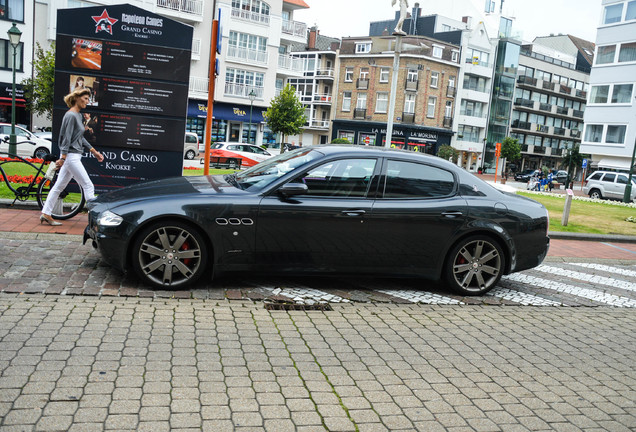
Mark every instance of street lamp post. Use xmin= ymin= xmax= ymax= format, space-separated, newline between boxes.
xmin=623 ymin=136 xmax=636 ymax=203
xmin=248 ymin=89 xmax=256 ymax=144
xmin=7 ymin=23 xmax=22 ymax=157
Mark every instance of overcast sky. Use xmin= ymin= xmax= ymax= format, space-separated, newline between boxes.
xmin=294 ymin=0 xmax=601 ymax=44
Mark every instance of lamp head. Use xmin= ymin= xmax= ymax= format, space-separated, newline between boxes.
xmin=7 ymin=23 xmax=21 ymax=48
xmin=248 ymin=90 xmax=256 ymax=102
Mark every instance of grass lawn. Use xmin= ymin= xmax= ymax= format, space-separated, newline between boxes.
xmin=518 ymin=192 xmax=636 ymax=235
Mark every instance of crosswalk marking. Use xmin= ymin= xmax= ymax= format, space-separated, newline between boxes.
xmin=377 ymin=289 xmax=463 ymax=304
xmin=489 ymin=283 xmax=562 ymax=306
xmin=534 ymin=265 xmax=636 ymax=292
xmin=267 ymin=287 xmax=350 ymax=304
xmin=506 ymin=273 xmax=636 ymax=307
xmin=569 ymin=263 xmax=636 ymax=278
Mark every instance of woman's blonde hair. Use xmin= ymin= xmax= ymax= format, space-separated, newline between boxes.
xmin=64 ymin=88 xmax=91 ymax=108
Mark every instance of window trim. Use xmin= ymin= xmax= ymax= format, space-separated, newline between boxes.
xmin=427 ymin=96 xmax=437 ymax=118
xmin=379 ymin=67 xmax=390 ymax=83
xmin=430 ymin=71 xmax=439 ymax=88
xmin=375 ymin=92 xmax=388 ymax=113
xmin=344 ymin=67 xmax=353 ymax=82
xmin=589 ymin=83 xmax=634 ymax=105
xmin=355 ymin=42 xmax=372 ymax=54
xmin=432 ymin=44 xmax=444 ymax=59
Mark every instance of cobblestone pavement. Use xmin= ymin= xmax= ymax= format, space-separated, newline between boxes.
xmin=0 ymin=235 xmax=635 ymax=308
xmin=0 ymin=296 xmax=635 ymax=431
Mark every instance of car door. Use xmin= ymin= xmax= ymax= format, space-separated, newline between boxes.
xmin=366 ymin=158 xmax=468 ymax=276
xmin=255 ymin=157 xmax=378 ymax=272
xmin=601 ymin=173 xmax=618 ymax=198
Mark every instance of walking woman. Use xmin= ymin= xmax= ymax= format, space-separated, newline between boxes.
xmin=40 ymin=88 xmax=104 ymax=226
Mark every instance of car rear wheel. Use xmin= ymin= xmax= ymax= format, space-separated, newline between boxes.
xmin=589 ymin=189 xmax=603 ymax=200
xmin=34 ymin=147 xmax=50 ymax=159
xmin=132 ymin=221 xmax=208 ymax=289
xmin=185 ymin=149 xmax=196 ymax=160
xmin=444 ymin=235 xmax=505 ymax=295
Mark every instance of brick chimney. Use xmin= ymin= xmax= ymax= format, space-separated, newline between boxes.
xmin=308 ymin=26 xmax=319 ymax=50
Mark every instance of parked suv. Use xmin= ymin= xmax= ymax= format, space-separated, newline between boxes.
xmin=583 ymin=171 xmax=636 ymax=201
xmin=184 ymin=132 xmax=199 ymax=160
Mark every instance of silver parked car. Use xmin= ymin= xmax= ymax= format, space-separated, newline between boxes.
xmin=583 ymin=171 xmax=636 ymax=201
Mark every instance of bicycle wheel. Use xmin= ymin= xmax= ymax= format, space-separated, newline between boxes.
xmin=37 ymin=174 xmax=86 ymax=220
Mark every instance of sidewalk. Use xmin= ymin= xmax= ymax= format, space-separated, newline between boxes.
xmin=1 ymin=205 xmax=635 ymax=260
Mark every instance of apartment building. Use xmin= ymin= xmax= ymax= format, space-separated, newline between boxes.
xmin=285 ymin=27 xmax=340 ymax=146
xmin=510 ymin=36 xmax=592 ymax=171
xmin=331 ymin=35 xmax=459 ymax=153
xmin=33 ymin=0 xmax=310 ymax=147
xmin=582 ymin=0 xmax=636 ymax=172
xmin=1 ymin=0 xmax=34 ymax=128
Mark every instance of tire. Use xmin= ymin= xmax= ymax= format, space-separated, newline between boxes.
xmin=37 ymin=174 xmax=86 ymax=220
xmin=444 ymin=235 xmax=505 ymax=295
xmin=185 ymin=149 xmax=196 ymax=160
xmin=132 ymin=221 xmax=208 ymax=289
xmin=589 ymin=189 xmax=602 ymax=200
xmin=34 ymin=147 xmax=50 ymax=159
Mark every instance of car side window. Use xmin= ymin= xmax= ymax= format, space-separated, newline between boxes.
xmin=296 ymin=158 xmax=376 ymax=198
xmin=228 ymin=145 xmax=240 ymax=151
xmin=383 ymin=160 xmax=455 ymax=199
xmin=251 ymin=147 xmax=267 ymax=155
xmin=589 ymin=172 xmax=603 ymax=181
xmin=617 ymin=174 xmax=628 ymax=185
xmin=602 ymin=173 xmax=616 ymax=183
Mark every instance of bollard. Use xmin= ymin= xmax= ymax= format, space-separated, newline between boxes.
xmin=561 ymin=188 xmax=574 ymax=226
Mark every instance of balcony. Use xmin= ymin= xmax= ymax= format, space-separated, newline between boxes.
xmin=405 ymin=79 xmax=418 ymax=91
xmin=539 ymin=103 xmax=552 ymax=112
xmin=446 ymin=86 xmax=456 ymax=98
xmin=536 ymin=124 xmax=549 ymax=133
xmin=278 ymin=54 xmax=303 ymax=74
xmin=570 ymin=129 xmax=581 ymax=138
xmin=356 ymin=78 xmax=369 ymax=90
xmin=517 ymin=75 xmax=537 ymax=86
xmin=576 ymin=89 xmax=587 ymax=99
xmin=556 ymin=106 xmax=569 ymax=115
xmin=573 ymin=110 xmax=584 ymax=118
xmin=521 ymin=144 xmax=529 ymax=152
xmin=312 ymin=93 xmax=333 ymax=104
xmin=402 ymin=112 xmax=415 ymax=124
xmin=191 ymin=38 xmax=201 ymax=60
xmin=465 ymin=57 xmax=491 ymax=68
xmin=353 ymin=108 xmax=366 ymax=119
xmin=307 ymin=119 xmax=329 ymax=129
xmin=227 ymin=46 xmax=268 ymax=66
xmin=316 ymin=68 xmax=335 ymax=79
xmin=231 ymin=7 xmax=270 ymax=25
xmin=534 ymin=146 xmax=546 ymax=154
xmin=443 ymin=117 xmax=453 ymax=128
xmin=157 ymin=0 xmax=203 ymax=18
xmin=512 ymin=120 xmax=531 ymax=130
xmin=282 ymin=19 xmax=307 ymax=38
xmin=542 ymin=81 xmax=555 ymax=91
xmin=224 ymin=83 xmax=264 ymax=99
xmin=559 ymin=84 xmax=572 ymax=95
xmin=514 ymin=98 xmax=534 ymax=108
xmin=553 ymin=127 xmax=566 ymax=136
xmin=189 ymin=75 xmax=209 ymax=97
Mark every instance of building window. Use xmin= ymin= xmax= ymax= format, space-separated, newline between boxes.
xmin=0 ymin=40 xmax=23 ymax=71
xmin=603 ymin=3 xmax=623 ymax=24
xmin=375 ymin=92 xmax=388 ymax=113
xmin=356 ymin=93 xmax=367 ymax=109
xmin=430 ymin=72 xmax=439 ymax=88
xmin=0 ymin=0 xmax=24 ymax=21
xmin=451 ymin=50 xmax=459 ymax=62
xmin=225 ymin=68 xmax=264 ymax=97
xmin=407 ymin=69 xmax=418 ymax=82
xmin=445 ymin=101 xmax=453 ymax=117
xmin=606 ymin=125 xmax=627 ymax=143
xmin=590 ymin=85 xmax=610 ymax=104
xmin=596 ymin=45 xmax=616 ymax=64
xmin=359 ymin=67 xmax=369 ymax=79
xmin=618 ymin=42 xmax=636 ymax=62
xmin=432 ymin=45 xmax=443 ymax=58
xmin=355 ymin=42 xmax=372 ymax=53
xmin=379 ymin=67 xmax=389 ymax=83
xmin=584 ymin=125 xmax=604 ymax=143
xmin=458 ymin=125 xmax=480 ymax=142
xmin=404 ymin=93 xmax=415 ymax=113
xmin=612 ymin=84 xmax=634 ymax=103
xmin=338 ymin=130 xmax=355 ymax=142
xmin=342 ymin=91 xmax=351 ymax=111
xmin=427 ymin=96 xmax=436 ymax=118
xmin=344 ymin=67 xmax=353 ymax=82
xmin=627 ymin=1 xmax=636 ymax=20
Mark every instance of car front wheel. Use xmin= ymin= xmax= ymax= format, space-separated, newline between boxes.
xmin=185 ymin=149 xmax=196 ymax=160
xmin=132 ymin=221 xmax=208 ymax=289
xmin=444 ymin=235 xmax=505 ymax=295
xmin=589 ymin=189 xmax=603 ymax=200
xmin=34 ymin=147 xmax=50 ymax=159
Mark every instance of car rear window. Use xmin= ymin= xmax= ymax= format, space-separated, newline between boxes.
xmin=588 ymin=172 xmax=603 ymax=181
xmin=602 ymin=173 xmax=616 ymax=183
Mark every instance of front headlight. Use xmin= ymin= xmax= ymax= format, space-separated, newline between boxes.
xmin=97 ymin=210 xmax=123 ymax=227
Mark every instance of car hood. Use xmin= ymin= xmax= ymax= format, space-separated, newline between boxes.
xmin=89 ymin=175 xmax=247 ymax=209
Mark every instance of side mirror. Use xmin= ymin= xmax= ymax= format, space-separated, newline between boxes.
xmin=2 ymin=136 xmax=9 ymax=143
xmin=278 ymin=183 xmax=308 ymax=197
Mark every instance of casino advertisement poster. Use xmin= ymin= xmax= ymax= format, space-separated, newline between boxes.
xmin=53 ymin=4 xmax=193 ymax=191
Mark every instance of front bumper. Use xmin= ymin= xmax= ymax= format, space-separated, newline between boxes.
xmin=83 ymin=219 xmax=129 ymax=272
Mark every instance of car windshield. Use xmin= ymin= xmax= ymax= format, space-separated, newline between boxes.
xmin=232 ymin=148 xmax=323 ymax=191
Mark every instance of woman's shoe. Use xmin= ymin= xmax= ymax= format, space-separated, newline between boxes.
xmin=40 ymin=214 xmax=62 ymax=226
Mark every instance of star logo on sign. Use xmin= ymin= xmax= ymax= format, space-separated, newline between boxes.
xmin=92 ymin=9 xmax=118 ymax=35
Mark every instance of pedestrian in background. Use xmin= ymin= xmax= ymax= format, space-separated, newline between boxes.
xmin=40 ymin=88 xmax=104 ymax=226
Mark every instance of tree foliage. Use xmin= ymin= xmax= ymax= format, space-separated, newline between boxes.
xmin=437 ymin=144 xmax=459 ymax=163
xmin=21 ymin=42 xmax=56 ymax=120
xmin=265 ymin=85 xmax=307 ymax=153
xmin=562 ymin=143 xmax=586 ymax=185
xmin=331 ymin=138 xmax=350 ymax=144
xmin=500 ymin=136 xmax=521 ymax=163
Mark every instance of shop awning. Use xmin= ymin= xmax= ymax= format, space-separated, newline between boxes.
xmin=0 ymin=97 xmax=26 ymax=107
xmin=188 ymin=100 xmax=266 ymax=123
xmin=597 ymin=157 xmax=634 ymax=171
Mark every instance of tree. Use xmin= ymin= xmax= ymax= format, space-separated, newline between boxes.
xmin=265 ymin=84 xmax=307 ymax=153
xmin=498 ymin=136 xmax=521 ymax=177
xmin=21 ymin=42 xmax=56 ymax=120
xmin=562 ymin=143 xmax=585 ymax=187
xmin=437 ymin=144 xmax=459 ymax=163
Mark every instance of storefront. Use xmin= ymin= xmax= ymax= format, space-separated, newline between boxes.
xmin=0 ymin=83 xmax=28 ymax=128
xmin=186 ymin=100 xmax=271 ymax=147
xmin=331 ymin=119 xmax=452 ymax=155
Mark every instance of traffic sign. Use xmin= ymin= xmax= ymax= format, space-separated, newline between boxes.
xmin=582 ymin=158 xmax=588 ymax=168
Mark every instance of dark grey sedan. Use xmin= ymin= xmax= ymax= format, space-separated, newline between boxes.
xmin=84 ymin=146 xmax=549 ymax=295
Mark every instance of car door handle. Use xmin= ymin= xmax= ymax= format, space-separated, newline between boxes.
xmin=442 ymin=211 xmax=463 ymax=218
xmin=341 ymin=209 xmax=366 ymax=217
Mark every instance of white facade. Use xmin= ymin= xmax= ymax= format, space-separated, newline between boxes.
xmin=581 ymin=0 xmax=636 ymax=171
